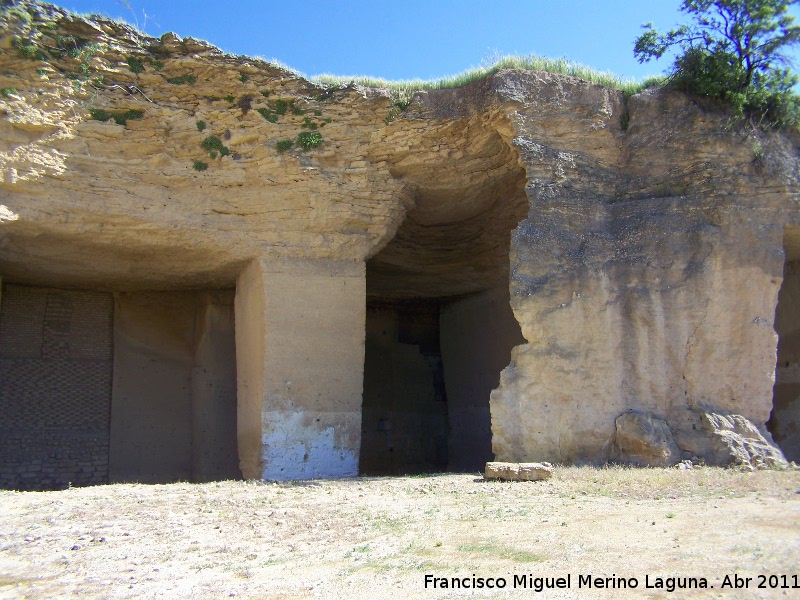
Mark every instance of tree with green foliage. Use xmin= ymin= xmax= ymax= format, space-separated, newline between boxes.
xmin=634 ymin=0 xmax=800 ymax=128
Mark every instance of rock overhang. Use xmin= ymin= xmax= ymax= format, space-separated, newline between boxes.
xmin=0 ymin=2 xmax=548 ymax=295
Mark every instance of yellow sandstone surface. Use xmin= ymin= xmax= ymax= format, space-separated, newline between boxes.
xmin=2 ymin=2 xmax=800 ymax=472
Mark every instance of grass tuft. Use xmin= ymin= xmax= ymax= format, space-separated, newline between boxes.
xmin=257 ymin=107 xmax=278 ymax=123
xmin=312 ymin=54 xmax=666 ymax=97
xmin=193 ymin=160 xmax=208 ymax=171
xmin=201 ymin=135 xmax=228 ymax=158
xmin=7 ymin=8 xmax=33 ymax=24
xmin=201 ymin=136 xmax=223 ymax=150
xmin=89 ymin=108 xmax=111 ymax=122
xmin=126 ymin=56 xmax=144 ymax=74
xmin=296 ymin=131 xmax=323 ymax=150
xmin=196 ymin=120 xmax=206 ymax=132
xmin=276 ymin=139 xmax=294 ymax=153
xmin=457 ymin=542 xmax=545 ymax=563
xmin=89 ymin=108 xmax=144 ymax=126
xmin=273 ymin=99 xmax=289 ymax=115
xmin=112 ymin=109 xmax=144 ymax=126
xmin=14 ymin=37 xmax=47 ymax=61
xmin=1 ymin=88 xmax=18 ymax=98
xmin=166 ymin=74 xmax=197 ymax=85
xmin=620 ymin=109 xmax=630 ymax=130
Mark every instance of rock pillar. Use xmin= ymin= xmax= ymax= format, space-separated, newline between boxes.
xmin=490 ymin=198 xmax=787 ymax=467
xmin=234 ymin=257 xmax=365 ymax=480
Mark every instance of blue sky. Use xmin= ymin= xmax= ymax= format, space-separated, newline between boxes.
xmin=59 ymin=0 xmax=800 ymax=83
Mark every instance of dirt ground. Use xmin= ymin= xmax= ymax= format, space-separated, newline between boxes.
xmin=1 ymin=466 xmax=799 ymax=599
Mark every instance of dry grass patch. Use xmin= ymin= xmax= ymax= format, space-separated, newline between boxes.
xmin=1 ymin=467 xmax=799 ymax=599
xmin=546 ymin=464 xmax=799 ymax=499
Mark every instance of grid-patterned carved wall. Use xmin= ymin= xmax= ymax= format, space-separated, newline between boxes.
xmin=0 ymin=284 xmax=114 ymax=490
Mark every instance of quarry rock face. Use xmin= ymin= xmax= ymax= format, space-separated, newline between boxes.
xmin=1 ymin=2 xmax=799 ymax=486
xmin=489 ymin=76 xmax=800 ymax=469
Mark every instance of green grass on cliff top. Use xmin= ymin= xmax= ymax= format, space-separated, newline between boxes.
xmin=310 ymin=54 xmax=666 ymax=96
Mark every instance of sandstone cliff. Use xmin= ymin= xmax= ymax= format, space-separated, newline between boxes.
xmin=1 ymin=2 xmax=799 ymax=477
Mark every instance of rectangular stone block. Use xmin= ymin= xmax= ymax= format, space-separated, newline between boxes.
xmin=484 ymin=461 xmax=553 ymax=481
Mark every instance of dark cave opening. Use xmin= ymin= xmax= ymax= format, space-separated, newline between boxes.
xmin=358 ymin=122 xmax=529 ymax=474
xmin=359 ymin=289 xmax=526 ymax=475
xmin=769 ymin=227 xmax=800 ymax=462
xmin=360 ymin=300 xmax=449 ymax=475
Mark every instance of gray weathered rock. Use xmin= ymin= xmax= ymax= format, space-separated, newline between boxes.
xmin=614 ymin=412 xmax=680 ymax=467
xmin=671 ymin=408 xmax=788 ymax=468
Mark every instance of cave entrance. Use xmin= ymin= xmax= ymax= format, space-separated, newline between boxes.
xmin=360 ymin=289 xmax=525 ymax=475
xmin=109 ymin=290 xmax=241 ymax=484
xmin=359 ymin=119 xmax=529 ymax=474
xmin=361 ymin=299 xmax=449 ymax=475
xmin=769 ymin=226 xmax=800 ymax=462
xmin=0 ymin=282 xmax=241 ymax=490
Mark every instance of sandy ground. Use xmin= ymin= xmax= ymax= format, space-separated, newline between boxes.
xmin=1 ymin=467 xmax=799 ymax=599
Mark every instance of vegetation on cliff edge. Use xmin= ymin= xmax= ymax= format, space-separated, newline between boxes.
xmin=635 ymin=0 xmax=800 ymax=129
xmin=5 ymin=0 xmax=800 ymax=131
xmin=311 ymin=54 xmax=665 ymax=98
